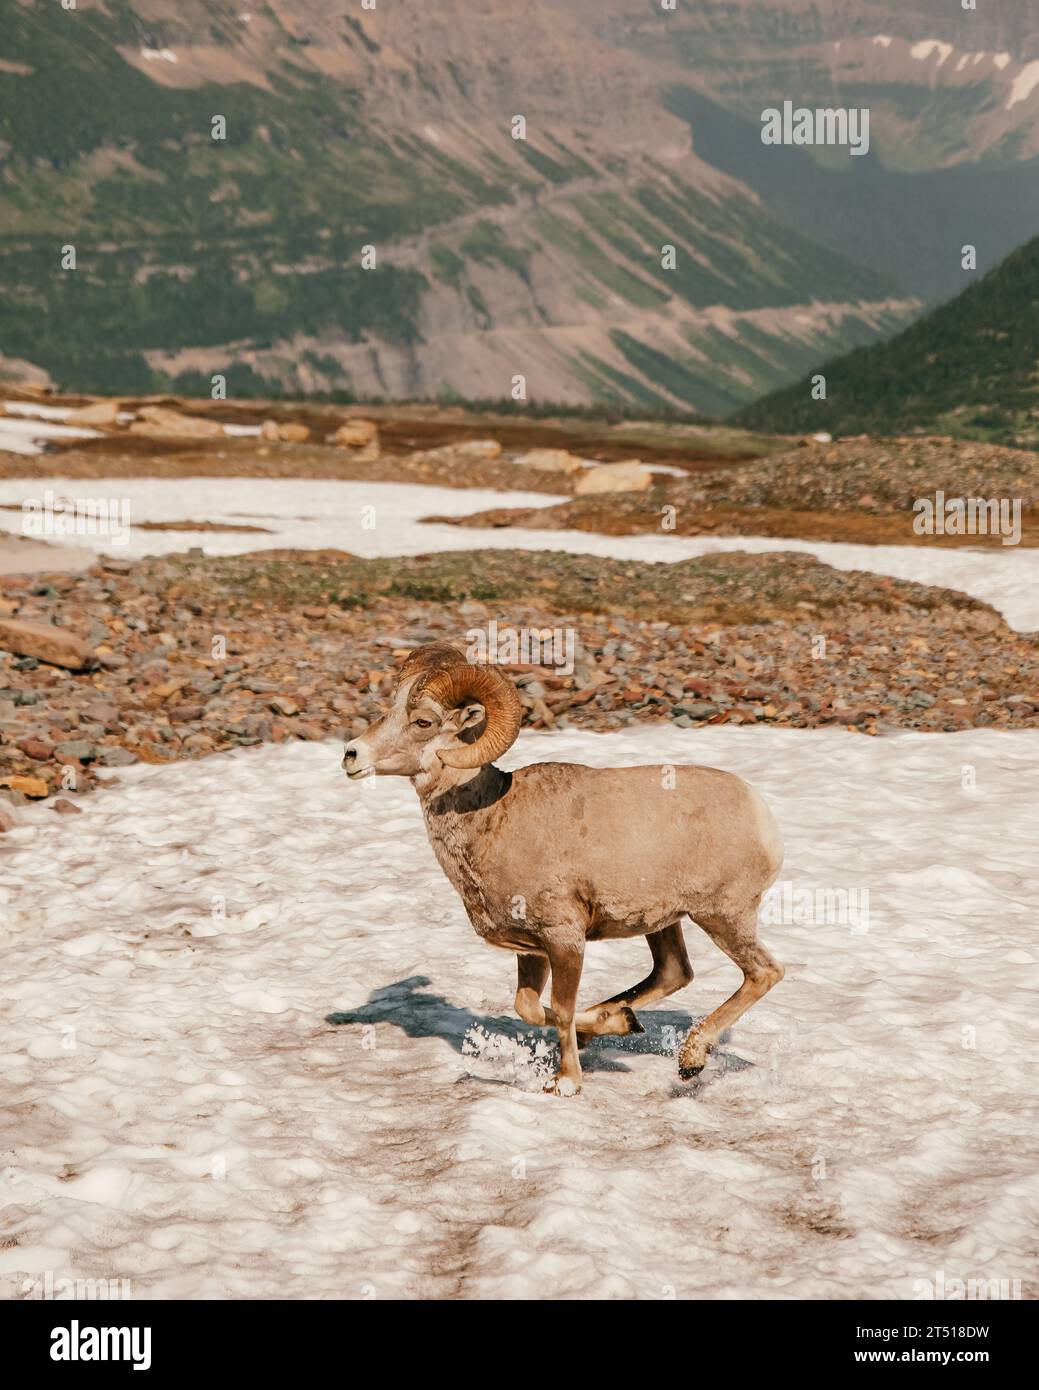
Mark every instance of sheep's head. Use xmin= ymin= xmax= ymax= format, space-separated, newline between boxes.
xmin=342 ymin=643 xmax=523 ymax=783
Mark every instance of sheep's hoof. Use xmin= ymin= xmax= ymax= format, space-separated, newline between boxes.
xmin=577 ymin=1006 xmax=642 ymax=1047
xmin=677 ymin=1035 xmax=710 ymax=1079
xmin=544 ymin=1074 xmax=581 ymax=1097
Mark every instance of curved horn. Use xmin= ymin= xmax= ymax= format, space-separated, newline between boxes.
xmin=420 ymin=662 xmax=523 ymax=769
xmin=395 ymin=642 xmax=468 ymax=689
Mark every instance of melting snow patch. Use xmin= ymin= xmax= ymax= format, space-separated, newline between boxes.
xmin=1008 ymin=59 xmax=1039 ymax=108
xmin=0 ymin=418 xmax=99 ymax=456
xmin=0 ymin=725 xmax=1036 ymax=1298
xmin=3 ymin=402 xmax=73 ymax=421
xmin=0 ymin=477 xmax=1037 ymax=631
xmin=0 ymin=477 xmax=564 ymax=558
xmin=910 ymin=40 xmax=953 ymax=66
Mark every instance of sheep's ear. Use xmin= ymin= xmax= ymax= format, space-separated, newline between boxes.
xmin=442 ymin=700 xmax=485 ymax=736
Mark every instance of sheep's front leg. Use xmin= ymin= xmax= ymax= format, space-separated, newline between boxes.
xmin=544 ymin=937 xmax=585 ymax=1097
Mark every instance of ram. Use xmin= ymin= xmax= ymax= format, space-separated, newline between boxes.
xmin=343 ymin=644 xmax=785 ymax=1095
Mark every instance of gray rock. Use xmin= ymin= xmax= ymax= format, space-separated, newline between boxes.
xmin=55 ymin=739 xmax=97 ymax=762
xmin=99 ymin=746 xmax=138 ymax=767
xmin=675 ymin=701 xmax=719 ymax=720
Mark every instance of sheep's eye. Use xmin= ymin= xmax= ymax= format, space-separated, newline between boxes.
xmin=414 ymin=718 xmax=433 ymax=730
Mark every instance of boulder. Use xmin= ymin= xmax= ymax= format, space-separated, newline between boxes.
xmin=332 ymin=419 xmax=379 ymax=449
xmin=573 ymin=460 xmax=651 ymax=495
xmin=260 ymin=419 xmax=310 ymax=443
xmin=0 ymin=617 xmax=93 ymax=670
xmin=515 ymin=448 xmax=585 ymax=474
xmin=67 ymin=399 xmax=121 ymax=426
xmin=455 ymin=439 xmax=502 ymax=459
xmin=129 ymin=405 xmax=225 ymax=439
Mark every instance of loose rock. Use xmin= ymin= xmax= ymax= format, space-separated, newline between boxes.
xmin=0 ymin=618 xmax=93 ymax=671
xmin=574 ymin=460 xmax=651 ymax=495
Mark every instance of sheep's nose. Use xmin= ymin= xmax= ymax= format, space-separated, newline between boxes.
xmin=342 ymin=744 xmax=357 ymax=769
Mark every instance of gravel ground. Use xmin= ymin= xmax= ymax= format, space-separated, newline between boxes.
xmin=425 ymin=436 xmax=1039 ymax=546
xmin=2 ymin=547 xmax=1036 ymax=811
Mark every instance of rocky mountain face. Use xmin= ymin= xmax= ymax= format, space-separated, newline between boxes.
xmin=1 ymin=0 xmax=1036 ymax=410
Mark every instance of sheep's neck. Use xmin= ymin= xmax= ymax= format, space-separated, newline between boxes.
xmin=414 ymin=762 xmax=511 ymax=816
xmin=415 ymin=764 xmax=512 ymax=931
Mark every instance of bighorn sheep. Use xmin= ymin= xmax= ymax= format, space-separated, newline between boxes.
xmin=343 ymin=644 xmax=784 ymax=1095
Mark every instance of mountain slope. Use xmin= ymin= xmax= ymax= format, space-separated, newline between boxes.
xmin=733 ymin=233 xmax=1039 ymax=447
xmin=2 ymin=0 xmax=1037 ymax=408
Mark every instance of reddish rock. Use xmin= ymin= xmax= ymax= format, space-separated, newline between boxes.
xmin=168 ymin=703 xmax=205 ymax=722
xmin=18 ymin=736 xmax=55 ymax=760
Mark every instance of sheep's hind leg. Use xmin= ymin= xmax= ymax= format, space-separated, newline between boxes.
xmin=677 ymin=909 xmax=783 ymax=1080
xmin=576 ymin=922 xmax=692 ymax=1045
xmin=515 ymin=950 xmax=636 ymax=1041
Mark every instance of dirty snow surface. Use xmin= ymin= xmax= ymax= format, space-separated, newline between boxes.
xmin=0 ymin=477 xmax=1038 ymax=631
xmin=2 ymin=725 xmax=1036 ymax=1300
xmin=0 ymin=416 xmax=100 ymax=456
